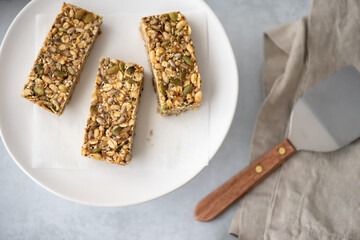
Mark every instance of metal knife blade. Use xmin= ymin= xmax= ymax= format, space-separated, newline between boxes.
xmin=289 ymin=66 xmax=360 ymax=152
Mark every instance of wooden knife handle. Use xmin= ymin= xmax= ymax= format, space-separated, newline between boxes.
xmin=194 ymin=139 xmax=296 ymax=222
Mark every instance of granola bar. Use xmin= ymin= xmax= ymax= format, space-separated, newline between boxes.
xmin=21 ymin=3 xmax=103 ymax=115
xmin=140 ymin=12 xmax=202 ymax=116
xmin=81 ymin=57 xmax=144 ymax=165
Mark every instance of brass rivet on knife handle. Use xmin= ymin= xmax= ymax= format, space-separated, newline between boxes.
xmin=255 ymin=165 xmax=263 ymax=173
xmin=278 ymin=147 xmax=286 ymax=155
xmin=194 ymin=139 xmax=297 ymax=222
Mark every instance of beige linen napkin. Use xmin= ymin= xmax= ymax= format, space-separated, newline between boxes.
xmin=230 ymin=0 xmax=360 ymax=239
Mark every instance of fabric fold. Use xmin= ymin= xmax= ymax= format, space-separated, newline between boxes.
xmin=230 ymin=17 xmax=308 ymax=239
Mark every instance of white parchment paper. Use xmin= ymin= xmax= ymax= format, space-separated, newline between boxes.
xmin=32 ymin=12 xmax=209 ymax=169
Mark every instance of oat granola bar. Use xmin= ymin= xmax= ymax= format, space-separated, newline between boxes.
xmin=21 ymin=3 xmax=103 ymax=115
xmin=81 ymin=58 xmax=144 ymax=165
xmin=140 ymin=12 xmax=202 ymax=116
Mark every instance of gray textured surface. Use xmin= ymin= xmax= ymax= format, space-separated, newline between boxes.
xmin=0 ymin=0 xmax=311 ymax=239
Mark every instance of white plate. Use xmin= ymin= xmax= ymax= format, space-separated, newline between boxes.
xmin=0 ymin=0 xmax=238 ymax=206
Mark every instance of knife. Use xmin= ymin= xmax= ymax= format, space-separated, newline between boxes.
xmin=195 ymin=66 xmax=360 ymax=222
